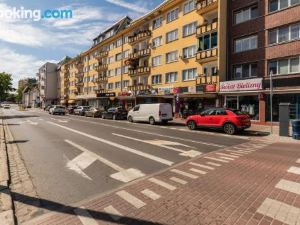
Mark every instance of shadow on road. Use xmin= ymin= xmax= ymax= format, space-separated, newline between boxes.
xmin=0 ymin=185 xmax=163 ymax=225
xmin=1 ymin=115 xmax=40 ymax=120
xmin=7 ymin=140 xmax=28 ymax=144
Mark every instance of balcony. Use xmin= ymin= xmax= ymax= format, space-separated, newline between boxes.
xmin=75 ymin=61 xmax=84 ymax=68
xmin=196 ymin=48 xmax=218 ymax=63
xmin=95 ymin=51 xmax=109 ymax=60
xmin=196 ymin=74 xmax=219 ymax=85
xmin=128 ymin=66 xmax=151 ymax=76
xmin=75 ymin=72 xmax=84 ymax=78
xmin=95 ymin=74 xmax=108 ymax=83
xmin=75 ymin=81 xmax=84 ymax=86
xmin=95 ymin=64 xmax=108 ymax=72
xmin=127 ymin=84 xmax=151 ymax=91
xmin=128 ymin=49 xmax=151 ymax=60
xmin=196 ymin=0 xmax=218 ymax=14
xmin=196 ymin=21 xmax=218 ymax=36
xmin=128 ymin=30 xmax=152 ymax=45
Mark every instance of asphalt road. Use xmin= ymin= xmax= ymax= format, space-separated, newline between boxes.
xmin=1 ymin=106 xmax=249 ymax=211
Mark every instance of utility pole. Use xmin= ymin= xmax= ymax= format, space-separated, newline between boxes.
xmin=270 ymin=70 xmax=273 ymax=134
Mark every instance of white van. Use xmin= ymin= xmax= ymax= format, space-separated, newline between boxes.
xmin=127 ymin=103 xmax=173 ymax=125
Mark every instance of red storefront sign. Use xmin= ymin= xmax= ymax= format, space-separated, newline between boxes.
xmin=205 ymin=84 xmax=216 ymax=92
xmin=220 ymin=78 xmax=263 ymax=92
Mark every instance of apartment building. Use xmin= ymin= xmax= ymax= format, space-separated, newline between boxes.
xmin=60 ymin=0 xmax=228 ymax=114
xmin=222 ymin=0 xmax=300 ymax=123
xmin=37 ymin=62 xmax=58 ymax=107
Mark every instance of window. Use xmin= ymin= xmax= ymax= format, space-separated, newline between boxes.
xmin=152 ymin=75 xmax=162 ymax=84
xmin=269 ymin=0 xmax=300 ymax=12
xmin=108 ymin=56 xmax=114 ymax=64
xmin=183 ymin=45 xmax=196 ymax=58
xmin=184 ymin=0 xmax=195 ymax=14
xmin=165 ymin=72 xmax=178 ymax=83
xmin=115 ymin=82 xmax=121 ymax=89
xmin=116 ymin=53 xmax=122 ymax=61
xmin=198 ymin=32 xmax=218 ymax=51
xmin=152 ymin=36 xmax=162 ymax=47
xmin=153 ymin=17 xmax=163 ymax=29
xmin=108 ymin=69 xmax=115 ymax=77
xmin=182 ymin=68 xmax=197 ymax=81
xmin=234 ymin=35 xmax=258 ymax=53
xmin=166 ymin=30 xmax=178 ymax=43
xmin=269 ymin=23 xmax=300 ymax=44
xmin=183 ymin=22 xmax=197 ymax=37
xmin=107 ymin=83 xmax=113 ymax=90
xmin=116 ymin=38 xmax=122 ymax=47
xmin=152 ymin=55 xmax=162 ymax=67
xmin=167 ymin=8 xmax=179 ymax=23
xmin=124 ymin=36 xmax=129 ymax=44
xmin=122 ymin=66 xmax=128 ymax=74
xmin=233 ymin=63 xmax=258 ymax=79
xmin=115 ymin=67 xmax=122 ymax=76
xmin=234 ymin=5 xmax=258 ymax=24
xmin=123 ymin=50 xmax=130 ymax=59
xmin=123 ymin=80 xmax=129 ymax=88
xmin=166 ymin=51 xmax=178 ymax=63
xmin=268 ymin=56 xmax=300 ymax=75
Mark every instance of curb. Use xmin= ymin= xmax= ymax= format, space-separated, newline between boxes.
xmin=0 ymin=115 xmax=15 ymax=225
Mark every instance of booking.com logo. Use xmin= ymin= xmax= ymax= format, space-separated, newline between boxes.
xmin=0 ymin=7 xmax=73 ymax=21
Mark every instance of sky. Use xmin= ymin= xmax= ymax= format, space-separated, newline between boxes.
xmin=0 ymin=0 xmax=164 ymax=87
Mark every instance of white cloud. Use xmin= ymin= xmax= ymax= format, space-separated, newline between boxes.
xmin=104 ymin=0 xmax=149 ymax=13
xmin=0 ymin=47 xmax=56 ymax=87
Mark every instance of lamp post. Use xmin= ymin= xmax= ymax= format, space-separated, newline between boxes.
xmin=270 ymin=70 xmax=273 ymax=134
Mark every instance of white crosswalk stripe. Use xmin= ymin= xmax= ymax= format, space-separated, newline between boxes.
xmin=141 ymin=189 xmax=161 ymax=200
xmin=189 ymin=168 xmax=207 ymax=175
xmin=189 ymin=162 xmax=215 ymax=170
xmin=74 ymin=207 xmax=98 ymax=225
xmin=169 ymin=177 xmax=188 ymax=185
xmin=116 ymin=190 xmax=146 ymax=209
xmin=275 ymin=179 xmax=300 ymax=195
xmin=149 ymin=178 xmax=177 ymax=190
xmin=204 ymin=157 xmax=229 ymax=163
xmin=206 ymin=162 xmax=221 ymax=167
xmin=170 ymin=169 xmax=199 ymax=179
xmin=103 ymin=205 xmax=123 ymax=221
xmin=287 ymin=166 xmax=300 ymax=175
xmin=216 ymin=153 xmax=239 ymax=158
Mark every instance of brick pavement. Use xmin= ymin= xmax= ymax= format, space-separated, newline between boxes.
xmin=19 ymin=138 xmax=300 ymax=225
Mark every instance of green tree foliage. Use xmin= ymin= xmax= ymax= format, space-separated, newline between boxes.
xmin=0 ymin=72 xmax=13 ymax=101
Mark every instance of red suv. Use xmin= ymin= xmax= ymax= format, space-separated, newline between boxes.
xmin=186 ymin=108 xmax=251 ymax=135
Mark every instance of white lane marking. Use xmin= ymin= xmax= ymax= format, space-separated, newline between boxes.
xmin=64 ymin=117 xmax=226 ymax=147
xmin=74 ymin=207 xmax=98 ymax=225
xmin=65 ymin=140 xmax=145 ymax=183
xmin=170 ymin=177 xmax=187 ymax=185
xmin=47 ymin=122 xmax=173 ymax=166
xmin=141 ymin=189 xmax=161 ymax=200
xmin=149 ymin=178 xmax=177 ymax=191
xmin=103 ymin=205 xmax=123 ymax=221
xmin=275 ymin=179 xmax=300 ymax=195
xmin=189 ymin=162 xmax=215 ymax=170
xmin=257 ymin=198 xmax=300 ymax=225
xmin=219 ymin=156 xmax=235 ymax=161
xmin=58 ymin=120 xmax=68 ymax=123
xmin=116 ymin=191 xmax=146 ymax=209
xmin=26 ymin=119 xmax=38 ymax=125
xmin=216 ymin=153 xmax=239 ymax=158
xmin=189 ymin=168 xmax=207 ymax=175
xmin=170 ymin=169 xmax=198 ymax=179
xmin=112 ymin=133 xmax=202 ymax=158
xmin=204 ymin=157 xmax=229 ymax=163
xmin=288 ymin=166 xmax=300 ymax=175
xmin=38 ymin=118 xmax=44 ymax=121
xmin=206 ymin=162 xmax=221 ymax=167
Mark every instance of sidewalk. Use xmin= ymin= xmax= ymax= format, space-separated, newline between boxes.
xmin=22 ymin=137 xmax=300 ymax=225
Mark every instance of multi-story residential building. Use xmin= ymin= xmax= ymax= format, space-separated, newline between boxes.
xmin=37 ymin=62 xmax=58 ymax=107
xmin=223 ymin=0 xmax=300 ymax=123
xmin=18 ymin=78 xmax=36 ymax=90
xmin=60 ymin=0 xmax=228 ymax=114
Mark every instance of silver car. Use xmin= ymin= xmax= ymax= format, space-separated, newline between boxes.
xmin=49 ymin=105 xmax=66 ymax=115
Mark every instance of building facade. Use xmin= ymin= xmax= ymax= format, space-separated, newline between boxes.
xmin=60 ymin=0 xmax=228 ymax=115
xmin=223 ymin=0 xmax=300 ymax=123
xmin=37 ymin=62 xmax=59 ymax=107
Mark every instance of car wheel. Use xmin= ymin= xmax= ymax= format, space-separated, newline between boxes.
xmin=223 ymin=123 xmax=236 ymax=135
xmin=128 ymin=116 xmax=133 ymax=123
xmin=187 ymin=120 xmax=197 ymax=130
xmin=149 ymin=117 xmax=155 ymax=125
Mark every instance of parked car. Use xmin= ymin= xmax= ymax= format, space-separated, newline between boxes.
xmin=74 ymin=106 xmax=90 ymax=116
xmin=127 ymin=103 xmax=173 ymax=125
xmin=101 ymin=107 xmax=127 ymax=120
xmin=49 ymin=105 xmax=66 ymax=115
xmin=3 ymin=104 xmax=11 ymax=109
xmin=186 ymin=108 xmax=251 ymax=135
xmin=85 ymin=107 xmax=103 ymax=118
xmin=67 ymin=105 xmax=78 ymax=114
xmin=44 ymin=105 xmax=52 ymax=111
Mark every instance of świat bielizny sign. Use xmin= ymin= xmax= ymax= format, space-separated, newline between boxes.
xmin=220 ymin=78 xmax=263 ymax=92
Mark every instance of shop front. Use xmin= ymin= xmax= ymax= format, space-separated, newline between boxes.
xmin=220 ymin=78 xmax=263 ymax=122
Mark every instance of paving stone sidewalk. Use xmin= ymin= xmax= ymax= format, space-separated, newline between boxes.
xmin=21 ymin=137 xmax=300 ymax=225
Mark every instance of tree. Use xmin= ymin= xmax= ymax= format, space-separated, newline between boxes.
xmin=0 ymin=72 xmax=13 ymax=102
